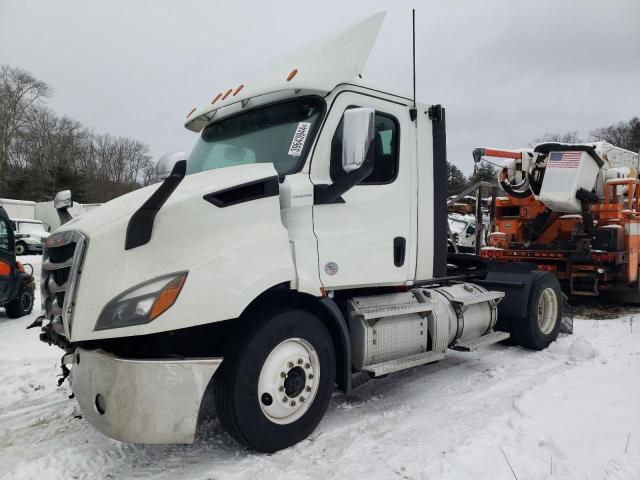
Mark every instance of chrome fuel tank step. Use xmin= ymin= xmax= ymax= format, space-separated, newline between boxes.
xmin=450 ymin=330 xmax=511 ymax=352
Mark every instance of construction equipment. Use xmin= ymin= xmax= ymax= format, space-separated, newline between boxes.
xmin=0 ymin=207 xmax=36 ymax=318
xmin=476 ymin=142 xmax=640 ymax=300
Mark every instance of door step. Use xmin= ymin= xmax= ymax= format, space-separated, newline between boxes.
xmin=449 ymin=330 xmax=511 ymax=352
xmin=361 ymin=351 xmax=444 ymax=377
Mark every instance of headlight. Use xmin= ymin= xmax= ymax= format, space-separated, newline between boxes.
xmin=95 ymin=271 xmax=188 ymax=331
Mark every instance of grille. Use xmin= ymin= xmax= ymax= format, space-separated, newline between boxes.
xmin=41 ymin=230 xmax=87 ymax=338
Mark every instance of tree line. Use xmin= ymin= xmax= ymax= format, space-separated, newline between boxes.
xmin=0 ymin=65 xmax=156 ymax=203
xmin=447 ymin=116 xmax=640 ymax=197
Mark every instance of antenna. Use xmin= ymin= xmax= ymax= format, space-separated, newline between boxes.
xmin=412 ymin=9 xmax=416 ymax=109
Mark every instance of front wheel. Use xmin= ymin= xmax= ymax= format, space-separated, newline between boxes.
xmin=512 ymin=273 xmax=562 ymax=350
xmin=6 ymin=286 xmax=35 ymax=318
xmin=214 ymin=308 xmax=335 ymax=452
xmin=15 ymin=242 xmax=27 ymax=256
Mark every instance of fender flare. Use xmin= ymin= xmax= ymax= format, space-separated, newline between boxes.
xmin=241 ymin=287 xmax=353 ymax=394
xmin=317 ymin=297 xmax=352 ymax=394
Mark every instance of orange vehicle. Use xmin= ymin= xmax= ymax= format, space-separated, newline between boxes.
xmin=475 ymin=142 xmax=640 ymax=300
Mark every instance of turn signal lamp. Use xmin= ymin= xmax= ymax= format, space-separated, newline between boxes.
xmin=149 ymin=274 xmax=187 ymax=320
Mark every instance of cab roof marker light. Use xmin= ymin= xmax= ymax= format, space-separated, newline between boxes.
xmin=233 ymin=84 xmax=244 ymax=96
xmin=221 ymin=88 xmax=233 ymax=100
xmin=286 ymin=69 xmax=298 ymax=81
xmin=211 ymin=93 xmax=222 ymax=104
xmin=186 ymin=107 xmax=197 ymax=118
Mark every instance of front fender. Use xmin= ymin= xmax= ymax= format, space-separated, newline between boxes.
xmin=68 ymin=169 xmax=295 ymax=342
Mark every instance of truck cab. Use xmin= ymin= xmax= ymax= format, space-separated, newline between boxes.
xmin=37 ymin=13 xmax=563 ymax=453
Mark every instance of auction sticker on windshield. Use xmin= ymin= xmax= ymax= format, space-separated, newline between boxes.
xmin=288 ymin=122 xmax=311 ymax=157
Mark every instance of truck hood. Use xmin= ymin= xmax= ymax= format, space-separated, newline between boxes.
xmin=59 ymin=162 xmax=296 ymax=342
xmin=60 ymin=163 xmax=278 ymax=238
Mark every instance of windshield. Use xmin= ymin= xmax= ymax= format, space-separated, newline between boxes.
xmin=448 ymin=218 xmax=468 ymax=234
xmin=18 ymin=221 xmax=45 ymax=234
xmin=187 ymin=97 xmax=324 ymax=177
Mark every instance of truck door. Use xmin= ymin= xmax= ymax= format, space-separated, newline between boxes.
xmin=0 ymin=208 xmax=16 ymax=304
xmin=310 ymin=92 xmax=415 ymax=287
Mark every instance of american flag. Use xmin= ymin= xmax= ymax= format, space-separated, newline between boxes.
xmin=548 ymin=151 xmax=583 ymax=169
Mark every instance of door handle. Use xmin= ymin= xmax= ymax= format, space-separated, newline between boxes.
xmin=394 ymin=237 xmax=406 ymax=267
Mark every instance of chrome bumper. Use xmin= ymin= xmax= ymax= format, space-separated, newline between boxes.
xmin=70 ymin=348 xmax=222 ymax=444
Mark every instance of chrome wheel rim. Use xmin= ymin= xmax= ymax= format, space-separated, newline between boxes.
xmin=258 ymin=338 xmax=320 ymax=425
xmin=537 ymin=288 xmax=558 ymax=334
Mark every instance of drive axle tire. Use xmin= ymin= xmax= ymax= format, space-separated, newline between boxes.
xmin=214 ymin=308 xmax=335 ymax=452
xmin=512 ymin=273 xmax=562 ymax=350
xmin=5 ymin=286 xmax=34 ymax=319
xmin=15 ymin=242 xmax=27 ymax=256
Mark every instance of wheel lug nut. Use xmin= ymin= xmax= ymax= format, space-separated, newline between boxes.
xmin=297 ymin=359 xmax=303 ymax=365
xmin=280 ymin=371 xmax=286 ymax=378
xmin=282 ymin=396 xmax=288 ymax=402
xmin=305 ymin=386 xmax=312 ymax=392
xmin=290 ymin=401 xmax=296 ymax=407
xmin=278 ymin=386 xmax=284 ymax=392
xmin=299 ymin=397 xmax=305 ymax=403
xmin=288 ymin=362 xmax=294 ymax=368
xmin=308 ymin=374 xmax=314 ymax=380
xmin=305 ymin=363 xmax=310 ymax=369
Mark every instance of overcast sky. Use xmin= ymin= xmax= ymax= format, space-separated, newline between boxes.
xmin=1 ymin=0 xmax=639 ymax=174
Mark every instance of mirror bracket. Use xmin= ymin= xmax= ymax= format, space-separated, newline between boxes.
xmin=314 ymin=138 xmax=375 ymax=205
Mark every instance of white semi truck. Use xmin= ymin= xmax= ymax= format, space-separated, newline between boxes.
xmin=37 ymin=13 xmax=564 ymax=453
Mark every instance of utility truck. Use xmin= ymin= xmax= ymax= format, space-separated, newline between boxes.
xmin=37 ymin=13 xmax=564 ymax=453
xmin=476 ymin=142 xmax=640 ymax=300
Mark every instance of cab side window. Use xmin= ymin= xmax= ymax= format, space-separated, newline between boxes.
xmin=330 ymin=111 xmax=399 ymax=184
xmin=0 ymin=219 xmax=10 ymax=251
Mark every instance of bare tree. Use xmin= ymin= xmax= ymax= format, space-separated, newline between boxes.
xmin=533 ymin=131 xmax=582 ymax=145
xmin=591 ymin=117 xmax=640 ymax=153
xmin=1 ymin=65 xmax=154 ymax=202
xmin=0 ymin=65 xmax=51 ymax=184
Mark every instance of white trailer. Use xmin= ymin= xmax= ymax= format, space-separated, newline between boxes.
xmin=37 ymin=13 xmax=565 ymax=453
xmin=0 ymin=198 xmax=36 ymax=219
xmin=34 ymin=200 xmax=89 ymax=232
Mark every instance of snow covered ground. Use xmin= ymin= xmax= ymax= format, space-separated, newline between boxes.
xmin=1 ymin=255 xmax=639 ymax=480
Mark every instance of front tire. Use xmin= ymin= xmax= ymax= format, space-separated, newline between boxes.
xmin=15 ymin=242 xmax=27 ymax=256
xmin=6 ymin=286 xmax=35 ymax=318
xmin=214 ymin=308 xmax=335 ymax=452
xmin=512 ymin=273 xmax=562 ymax=350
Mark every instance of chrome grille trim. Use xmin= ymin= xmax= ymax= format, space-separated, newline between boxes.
xmin=41 ymin=230 xmax=87 ymax=339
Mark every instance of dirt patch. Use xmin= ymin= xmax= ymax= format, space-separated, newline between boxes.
xmin=568 ymin=299 xmax=640 ymax=319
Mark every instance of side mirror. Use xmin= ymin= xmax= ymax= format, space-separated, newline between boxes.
xmin=54 ymin=190 xmax=73 ymax=210
xmin=156 ymin=152 xmax=187 ymax=180
xmin=342 ymin=108 xmax=375 ymax=173
xmin=314 ymin=108 xmax=376 ymax=205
